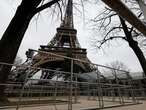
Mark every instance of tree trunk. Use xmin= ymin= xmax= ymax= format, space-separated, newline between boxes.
xmin=128 ymin=39 xmax=146 ymax=75
xmin=119 ymin=17 xmax=146 ymax=75
xmin=0 ymin=2 xmax=34 ymax=102
xmin=0 ymin=0 xmax=60 ymax=102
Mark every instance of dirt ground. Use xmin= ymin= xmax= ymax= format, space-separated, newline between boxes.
xmin=103 ymin=101 xmax=146 ymax=110
xmin=1 ymin=97 xmax=146 ymax=110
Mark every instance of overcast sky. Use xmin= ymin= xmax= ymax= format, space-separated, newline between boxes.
xmin=0 ymin=0 xmax=143 ymax=72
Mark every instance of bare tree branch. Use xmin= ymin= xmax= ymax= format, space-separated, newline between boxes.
xmin=33 ymin=0 xmax=61 ymax=14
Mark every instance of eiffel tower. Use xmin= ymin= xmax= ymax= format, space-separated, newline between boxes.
xmin=11 ymin=0 xmax=93 ymax=81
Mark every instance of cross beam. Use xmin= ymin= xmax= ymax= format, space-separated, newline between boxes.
xmin=101 ymin=0 xmax=146 ymax=36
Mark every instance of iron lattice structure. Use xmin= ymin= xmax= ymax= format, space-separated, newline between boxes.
xmin=11 ymin=0 xmax=93 ymax=81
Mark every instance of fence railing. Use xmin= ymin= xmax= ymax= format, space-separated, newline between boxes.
xmin=0 ymin=50 xmax=144 ymax=110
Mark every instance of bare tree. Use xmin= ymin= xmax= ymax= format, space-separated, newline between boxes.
xmin=106 ymin=61 xmax=131 ymax=81
xmin=107 ymin=61 xmax=130 ymax=72
xmin=0 ymin=0 xmax=63 ymax=102
xmin=0 ymin=0 xmax=93 ymax=102
xmin=91 ymin=1 xmax=146 ymax=76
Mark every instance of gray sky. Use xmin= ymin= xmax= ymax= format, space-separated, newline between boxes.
xmin=0 ymin=0 xmax=143 ymax=72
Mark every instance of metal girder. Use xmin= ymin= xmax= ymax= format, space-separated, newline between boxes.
xmin=101 ymin=0 xmax=146 ymax=36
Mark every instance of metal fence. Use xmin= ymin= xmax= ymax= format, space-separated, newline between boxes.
xmin=0 ymin=50 xmax=144 ymax=110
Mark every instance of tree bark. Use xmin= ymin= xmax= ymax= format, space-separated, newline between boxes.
xmin=119 ymin=17 xmax=146 ymax=75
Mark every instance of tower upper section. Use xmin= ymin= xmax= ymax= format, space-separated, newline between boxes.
xmin=61 ymin=0 xmax=74 ymax=28
xmin=47 ymin=0 xmax=81 ymax=48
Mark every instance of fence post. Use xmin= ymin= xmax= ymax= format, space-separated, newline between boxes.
xmin=16 ymin=67 xmax=32 ymax=110
xmin=96 ymin=66 xmax=104 ymax=108
xmin=68 ymin=59 xmax=73 ymax=110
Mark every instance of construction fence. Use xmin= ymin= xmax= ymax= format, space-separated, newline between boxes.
xmin=0 ymin=50 xmax=144 ymax=110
